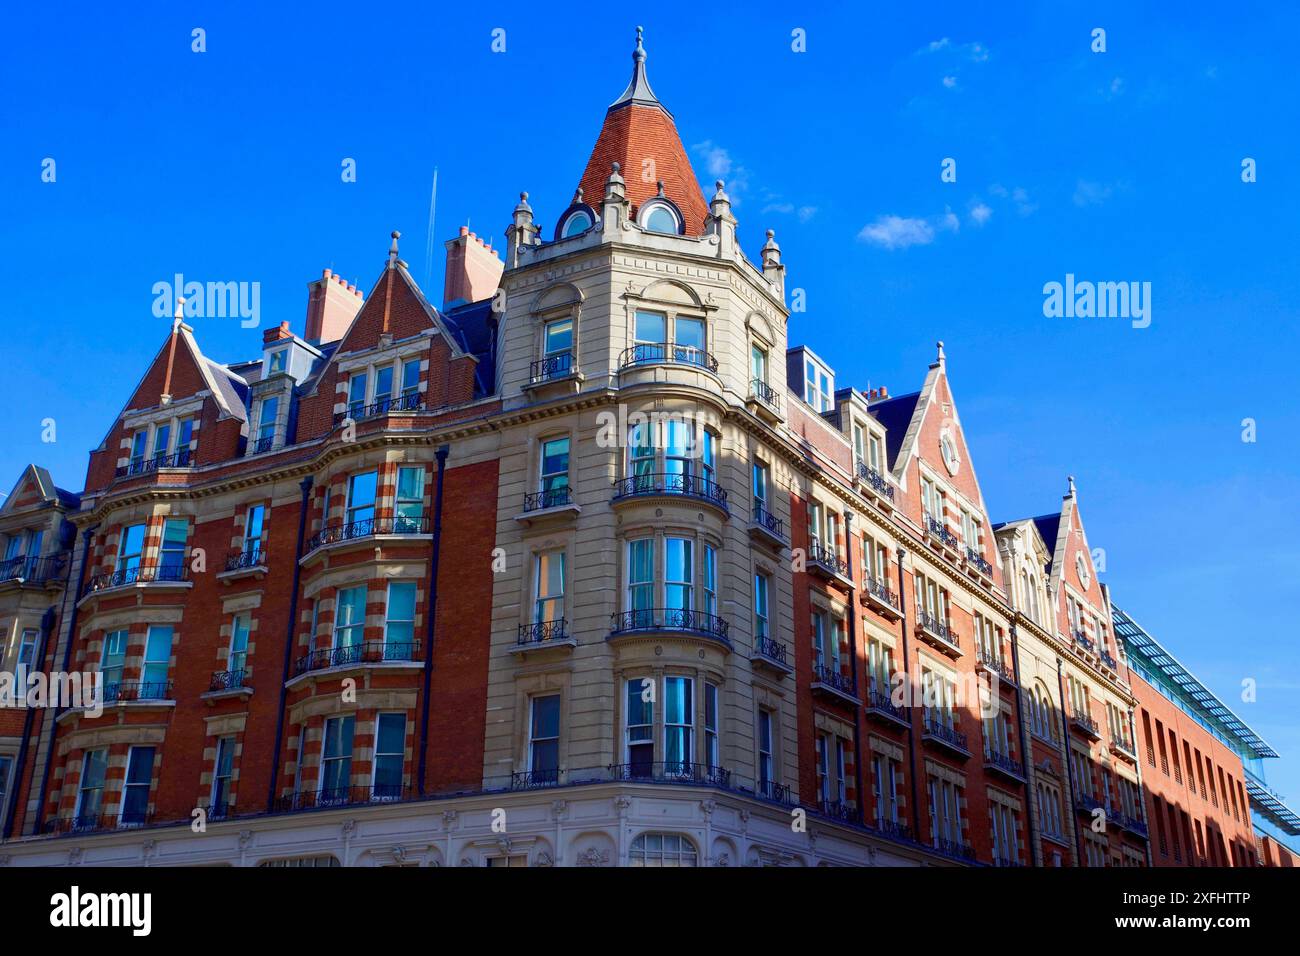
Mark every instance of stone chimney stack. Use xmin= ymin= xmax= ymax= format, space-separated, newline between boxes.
xmin=305 ymin=268 xmax=363 ymax=344
xmin=443 ymin=226 xmax=504 ymax=309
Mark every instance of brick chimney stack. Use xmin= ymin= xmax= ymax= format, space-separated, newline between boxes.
xmin=305 ymin=268 xmax=364 ymax=344
xmin=443 ymin=226 xmax=504 ymax=309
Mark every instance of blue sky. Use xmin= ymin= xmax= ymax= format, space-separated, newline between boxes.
xmin=3 ymin=2 xmax=1298 ymax=802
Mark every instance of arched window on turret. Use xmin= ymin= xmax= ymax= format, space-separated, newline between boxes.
xmin=639 ymin=197 xmax=683 ymax=235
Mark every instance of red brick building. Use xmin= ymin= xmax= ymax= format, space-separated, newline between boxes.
xmin=1 ymin=29 xmax=1296 ymax=868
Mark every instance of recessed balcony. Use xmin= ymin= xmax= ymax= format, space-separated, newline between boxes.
xmin=114 ymin=449 xmax=192 ymax=479
xmin=0 ymin=553 xmax=68 ymax=589
xmin=611 ymin=473 xmax=729 ymax=517
xmin=811 ymin=660 xmax=860 ymax=706
xmin=608 ymin=608 xmax=731 ymax=650
xmin=806 ymin=540 xmax=851 ymax=585
xmin=751 ymin=634 xmax=793 ymax=677
xmin=860 ymin=573 xmax=902 ymax=620
xmin=1099 ymin=649 xmax=1118 ymax=671
xmin=746 ymin=378 xmax=783 ymax=423
xmin=1072 ymin=629 xmax=1095 ymax=655
xmin=302 ymin=515 xmax=432 ymax=560
xmin=516 ymin=486 xmax=581 ymax=525
xmin=921 ymin=717 xmax=971 ymax=758
xmin=511 ymin=619 xmax=576 ymax=656
xmin=855 ymin=462 xmax=896 ymax=509
xmin=916 ymin=610 xmax=962 ymax=657
xmin=748 ymin=503 xmax=787 ymax=549
xmin=293 ymin=639 xmax=422 ymax=678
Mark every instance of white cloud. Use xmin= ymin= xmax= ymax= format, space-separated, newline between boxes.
xmin=1073 ymin=180 xmax=1115 ymax=207
xmin=942 ymin=75 xmax=958 ymax=89
xmin=989 ymin=183 xmax=1037 ymax=216
xmin=969 ymin=202 xmax=992 ymax=225
xmin=858 ymin=215 xmax=936 ymax=250
xmin=918 ymin=38 xmax=988 ymax=62
xmin=692 ymin=140 xmax=749 ymax=203
xmin=797 ymin=206 xmax=817 ymax=223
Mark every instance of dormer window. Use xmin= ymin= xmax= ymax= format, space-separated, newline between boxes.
xmin=268 ymin=350 xmax=286 ymax=375
xmin=560 ymin=210 xmax=592 ymax=238
xmin=803 ymin=357 xmax=833 ymax=412
xmin=639 ymin=199 xmax=682 ymax=235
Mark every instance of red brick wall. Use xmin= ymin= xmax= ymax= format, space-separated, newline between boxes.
xmin=1132 ymin=669 xmax=1258 ymax=866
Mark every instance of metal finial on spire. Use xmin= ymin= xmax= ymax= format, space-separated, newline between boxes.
xmin=1068 ymin=475 xmax=1077 ymax=496
xmin=610 ymin=25 xmax=664 ymax=112
xmin=389 ymin=230 xmax=401 ymax=263
xmin=936 ymin=340 xmax=946 ymax=364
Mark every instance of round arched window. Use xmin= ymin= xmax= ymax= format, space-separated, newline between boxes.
xmin=939 ymin=430 xmax=961 ymax=476
xmin=561 ymin=210 xmax=592 ymax=237
xmin=1076 ymin=552 xmax=1092 ymax=588
xmin=641 ymin=202 xmax=680 ymax=234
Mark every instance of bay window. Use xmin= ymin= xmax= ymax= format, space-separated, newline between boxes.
xmin=384 ymin=582 xmax=416 ymax=651
xmin=625 ymin=679 xmax=654 ymax=775
xmin=346 ymin=471 xmax=377 ymax=528
xmin=142 ymin=625 xmax=173 ymax=690
xmin=334 ymin=586 xmax=366 ymax=649
xmin=663 ymin=676 xmax=694 ymax=774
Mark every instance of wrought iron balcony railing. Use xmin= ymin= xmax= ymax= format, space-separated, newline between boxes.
xmin=608 ymin=761 xmax=731 ymax=788
xmin=115 ymin=449 xmax=192 ymax=478
xmin=87 ymin=561 xmax=189 ymax=594
xmin=807 ymin=539 xmax=849 ymax=578
xmin=0 ymin=553 xmax=68 ymax=585
xmin=923 ymin=717 xmax=969 ymax=753
xmin=523 ymin=486 xmax=572 ymax=512
xmin=754 ymin=634 xmax=789 ymax=667
xmin=934 ymin=836 xmax=978 ymax=861
xmin=208 ymin=669 xmax=248 ymax=693
xmin=273 ymin=785 xmax=412 ymax=813
xmin=612 ymin=472 xmax=729 ymax=512
xmin=926 ymin=516 xmax=959 ymax=549
xmin=975 ymin=645 xmax=1016 ymax=684
xmin=754 ymin=779 xmax=794 ymax=805
xmin=224 ymin=548 xmax=265 ymax=572
xmin=305 ymin=515 xmax=431 ymax=552
xmin=206 ymin=801 xmax=235 ymax=821
xmin=609 ymin=608 xmax=730 ymax=642
xmin=103 ymin=680 xmax=173 ymax=704
xmin=1071 ymin=713 xmax=1101 ymax=738
xmin=511 ymin=768 xmax=563 ymax=790
xmin=862 ymin=574 xmax=900 ymax=612
xmin=529 ymin=351 xmax=574 ymax=384
xmin=749 ymin=378 xmax=780 ymax=412
xmin=251 ymin=435 xmax=277 ymax=455
xmin=619 ymin=343 xmax=719 ymax=373
xmin=1073 ymin=629 xmax=1095 ymax=653
xmin=1111 ymin=734 xmax=1137 ymax=758
xmin=872 ymin=818 xmax=914 ymax=843
xmin=294 ymin=640 xmax=421 ymax=676
xmin=1099 ymin=649 xmax=1118 ymax=670
xmin=517 ymin=619 xmax=568 ymax=646
xmin=984 ymin=749 xmax=1025 ymax=778
xmin=812 ymin=660 xmax=856 ymax=697
xmin=819 ymin=799 xmax=857 ymax=824
xmin=43 ymin=812 xmax=154 ymax=835
xmin=917 ymin=609 xmax=960 ymax=651
xmin=855 ymin=461 xmax=895 ymax=501
xmin=751 ymin=503 xmax=785 ymax=540
xmin=966 ymin=548 xmax=993 ymax=576
xmin=865 ymin=688 xmax=907 ymax=723
xmin=340 ymin=392 xmax=424 ymax=423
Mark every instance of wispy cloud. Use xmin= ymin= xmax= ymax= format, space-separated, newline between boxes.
xmin=691 ymin=140 xmax=750 ymax=201
xmin=859 ymin=209 xmax=958 ymax=250
xmin=919 ymin=38 xmax=989 ymax=62
xmin=1074 ymin=179 xmax=1117 ymax=207
xmin=969 ymin=202 xmax=992 ymax=226
xmin=989 ymin=183 xmax=1037 ymax=217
